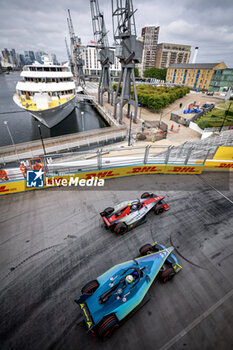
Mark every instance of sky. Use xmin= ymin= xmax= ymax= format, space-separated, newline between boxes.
xmin=0 ymin=0 xmax=233 ymax=67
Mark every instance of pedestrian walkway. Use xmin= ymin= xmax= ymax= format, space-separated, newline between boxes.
xmin=84 ymin=83 xmax=223 ymax=147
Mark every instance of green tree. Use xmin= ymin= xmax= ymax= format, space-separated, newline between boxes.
xmin=144 ymin=67 xmax=167 ymax=80
xmin=134 ymin=67 xmax=139 ymax=77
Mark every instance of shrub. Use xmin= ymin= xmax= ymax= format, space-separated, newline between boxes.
xmin=112 ymin=84 xmax=189 ymax=111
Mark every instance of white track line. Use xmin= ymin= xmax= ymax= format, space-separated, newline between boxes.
xmin=200 ymin=176 xmax=233 ymax=205
xmin=158 ymin=288 xmax=233 ymax=350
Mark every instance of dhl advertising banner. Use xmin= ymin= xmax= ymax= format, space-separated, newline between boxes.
xmin=213 ymin=146 xmax=233 ymax=161
xmin=204 ymin=146 xmax=233 ymax=170
xmin=204 ymin=160 xmax=233 ymax=170
xmin=0 ymin=181 xmax=26 ymax=195
xmin=0 ymin=164 xmax=204 ymax=196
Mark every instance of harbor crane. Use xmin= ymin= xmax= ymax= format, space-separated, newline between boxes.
xmin=67 ymin=9 xmax=85 ymax=87
xmin=90 ymin=0 xmax=114 ymax=105
xmin=65 ymin=37 xmax=74 ymax=74
xmin=112 ymin=0 xmax=143 ymax=123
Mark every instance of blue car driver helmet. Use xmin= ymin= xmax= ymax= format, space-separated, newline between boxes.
xmin=126 ymin=275 xmax=134 ymax=284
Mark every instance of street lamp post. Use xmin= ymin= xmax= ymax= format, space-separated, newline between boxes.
xmin=81 ymin=111 xmax=85 ymax=131
xmin=4 ymin=121 xmax=20 ymax=163
xmin=128 ymin=112 xmax=133 ymax=146
xmin=38 ymin=124 xmax=47 ymax=157
xmin=159 ymin=111 xmax=163 ymax=128
xmin=219 ymin=102 xmax=232 ymax=133
xmin=138 ymin=103 xmax=142 ymax=119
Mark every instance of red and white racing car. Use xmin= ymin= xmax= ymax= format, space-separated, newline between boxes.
xmin=100 ymin=192 xmax=170 ymax=234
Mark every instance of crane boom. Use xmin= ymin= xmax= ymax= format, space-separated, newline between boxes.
xmin=90 ymin=0 xmax=114 ymax=105
xmin=111 ymin=0 xmax=143 ymax=124
xmin=67 ymin=9 xmax=85 ymax=87
xmin=65 ymin=37 xmax=73 ymax=73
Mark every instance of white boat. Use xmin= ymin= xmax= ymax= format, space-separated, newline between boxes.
xmin=13 ymin=55 xmax=77 ymax=128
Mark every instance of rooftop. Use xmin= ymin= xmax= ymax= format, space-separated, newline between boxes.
xmin=158 ymin=43 xmax=191 ymax=49
xmin=169 ymin=63 xmax=223 ymax=69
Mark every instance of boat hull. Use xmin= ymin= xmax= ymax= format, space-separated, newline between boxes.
xmin=13 ymin=95 xmax=76 ymax=128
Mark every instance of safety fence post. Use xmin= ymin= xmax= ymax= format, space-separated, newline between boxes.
xmin=97 ymin=149 xmax=102 ymax=170
xmin=42 ymin=156 xmax=48 ymax=175
xmin=143 ymin=145 xmax=151 ymax=164
xmin=177 ymin=141 xmax=187 ymax=158
xmin=202 ymin=149 xmax=210 ymax=165
xmin=184 ymin=147 xmax=193 ymax=165
xmin=165 ymin=146 xmax=172 ymax=164
xmin=213 ymin=145 xmax=219 ymax=159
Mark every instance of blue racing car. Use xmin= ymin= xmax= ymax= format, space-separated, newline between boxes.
xmin=74 ymin=242 xmax=182 ymax=339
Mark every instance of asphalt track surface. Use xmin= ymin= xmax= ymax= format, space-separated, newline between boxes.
xmin=0 ymin=172 xmax=233 ymax=350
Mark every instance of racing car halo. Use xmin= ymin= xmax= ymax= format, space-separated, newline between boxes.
xmin=100 ymin=192 xmax=170 ymax=234
xmin=74 ymin=242 xmax=182 ymax=339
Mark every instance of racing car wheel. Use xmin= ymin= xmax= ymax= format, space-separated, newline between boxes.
xmin=139 ymin=243 xmax=154 ymax=256
xmin=103 ymin=207 xmax=114 ymax=216
xmin=141 ymin=192 xmax=151 ymax=199
xmin=114 ymin=222 xmax=128 ymax=235
xmin=154 ymin=203 xmax=164 ymax=215
xmin=97 ymin=314 xmax=119 ymax=339
xmin=81 ymin=280 xmax=99 ymax=295
xmin=160 ymin=268 xmax=175 ymax=283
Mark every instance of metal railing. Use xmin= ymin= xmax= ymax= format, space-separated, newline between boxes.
xmin=44 ymin=144 xmax=214 ymax=176
xmin=0 ymin=127 xmax=127 ymax=165
xmin=1 ymin=130 xmax=233 ymax=182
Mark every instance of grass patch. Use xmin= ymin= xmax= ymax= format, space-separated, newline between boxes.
xmin=195 ymin=103 xmax=233 ymax=129
xmin=217 ymin=101 xmax=233 ymax=111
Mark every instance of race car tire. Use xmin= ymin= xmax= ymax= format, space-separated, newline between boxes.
xmin=114 ymin=222 xmax=128 ymax=235
xmin=139 ymin=243 xmax=154 ymax=256
xmin=103 ymin=207 xmax=114 ymax=216
xmin=141 ymin=192 xmax=151 ymax=199
xmin=98 ymin=314 xmax=119 ymax=339
xmin=81 ymin=280 xmax=99 ymax=295
xmin=154 ymin=204 xmax=164 ymax=215
xmin=160 ymin=268 xmax=175 ymax=283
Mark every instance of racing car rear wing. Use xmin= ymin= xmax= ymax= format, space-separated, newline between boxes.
xmin=74 ymin=299 xmax=95 ymax=331
xmin=101 ymin=216 xmax=111 ymax=227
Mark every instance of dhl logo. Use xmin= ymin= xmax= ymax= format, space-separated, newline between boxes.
xmin=0 ymin=185 xmax=17 ymax=193
xmin=219 ymin=163 xmax=233 ymax=169
xmin=168 ymin=167 xmax=197 ymax=173
xmin=130 ymin=166 xmax=158 ymax=174
xmin=85 ymin=170 xmax=117 ymax=179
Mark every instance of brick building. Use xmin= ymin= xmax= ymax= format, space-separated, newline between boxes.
xmin=166 ymin=62 xmax=227 ymax=90
xmin=141 ymin=26 xmax=160 ymax=72
xmin=155 ymin=43 xmax=191 ymax=69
